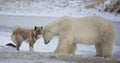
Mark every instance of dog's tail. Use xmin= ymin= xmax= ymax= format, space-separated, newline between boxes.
xmin=6 ymin=43 xmax=16 ymax=48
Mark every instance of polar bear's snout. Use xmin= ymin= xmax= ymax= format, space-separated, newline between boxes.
xmin=44 ymin=39 xmax=50 ymax=44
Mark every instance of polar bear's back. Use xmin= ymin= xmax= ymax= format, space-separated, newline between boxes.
xmin=57 ymin=16 xmax=113 ymax=32
xmin=58 ymin=16 xmax=112 ymax=25
xmin=57 ymin=16 xmax=114 ymax=44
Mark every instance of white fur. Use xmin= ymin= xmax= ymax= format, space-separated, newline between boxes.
xmin=42 ymin=16 xmax=115 ymax=58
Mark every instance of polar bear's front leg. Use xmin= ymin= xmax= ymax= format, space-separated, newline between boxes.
xmin=54 ymin=37 xmax=76 ymax=54
xmin=55 ymin=43 xmax=76 ymax=53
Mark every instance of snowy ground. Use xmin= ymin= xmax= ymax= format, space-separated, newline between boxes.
xmin=0 ymin=15 xmax=120 ymax=62
xmin=0 ymin=0 xmax=120 ymax=62
xmin=0 ymin=46 xmax=119 ymax=63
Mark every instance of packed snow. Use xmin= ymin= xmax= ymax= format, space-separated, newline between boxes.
xmin=0 ymin=46 xmax=119 ymax=63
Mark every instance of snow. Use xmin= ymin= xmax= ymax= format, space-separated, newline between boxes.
xmin=0 ymin=0 xmax=120 ymax=21
xmin=0 ymin=0 xmax=120 ymax=62
xmin=0 ymin=46 xmax=119 ymax=63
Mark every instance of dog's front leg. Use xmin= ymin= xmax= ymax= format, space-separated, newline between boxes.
xmin=16 ymin=42 xmax=22 ymax=51
xmin=29 ymin=41 xmax=35 ymax=52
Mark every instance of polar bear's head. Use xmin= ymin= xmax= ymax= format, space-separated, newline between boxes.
xmin=42 ymin=25 xmax=58 ymax=44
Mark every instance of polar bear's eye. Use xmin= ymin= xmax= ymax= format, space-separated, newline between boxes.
xmin=47 ymin=30 xmax=50 ymax=32
xmin=45 ymin=30 xmax=49 ymax=32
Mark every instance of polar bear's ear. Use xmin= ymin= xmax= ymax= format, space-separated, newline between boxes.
xmin=41 ymin=26 xmax=43 ymax=30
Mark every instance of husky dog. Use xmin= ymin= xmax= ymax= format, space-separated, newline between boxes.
xmin=11 ymin=26 xmax=43 ymax=52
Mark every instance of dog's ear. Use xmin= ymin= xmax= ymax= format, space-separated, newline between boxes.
xmin=34 ymin=26 xmax=37 ymax=30
xmin=41 ymin=26 xmax=43 ymax=30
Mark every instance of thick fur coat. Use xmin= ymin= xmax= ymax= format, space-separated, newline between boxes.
xmin=42 ymin=16 xmax=115 ymax=58
xmin=11 ymin=26 xmax=42 ymax=52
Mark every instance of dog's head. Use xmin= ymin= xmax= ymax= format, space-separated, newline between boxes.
xmin=34 ymin=26 xmax=43 ymax=35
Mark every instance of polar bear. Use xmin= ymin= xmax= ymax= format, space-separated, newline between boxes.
xmin=42 ymin=16 xmax=115 ymax=58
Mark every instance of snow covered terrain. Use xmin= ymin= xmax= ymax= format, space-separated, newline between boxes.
xmin=0 ymin=0 xmax=120 ymax=21
xmin=0 ymin=46 xmax=119 ymax=63
xmin=0 ymin=0 xmax=120 ymax=63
